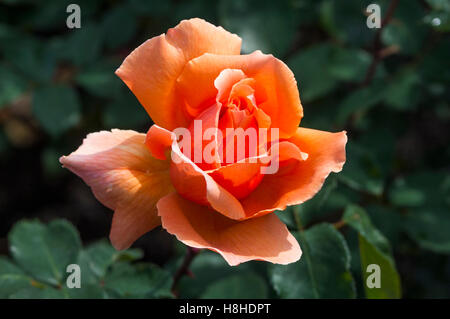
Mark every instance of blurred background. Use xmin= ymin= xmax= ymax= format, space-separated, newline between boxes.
xmin=0 ymin=0 xmax=449 ymax=298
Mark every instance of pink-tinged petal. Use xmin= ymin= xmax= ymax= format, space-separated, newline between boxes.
xmin=157 ymin=192 xmax=302 ymax=266
xmin=116 ymin=18 xmax=242 ymax=131
xmin=60 ymin=130 xmax=173 ymax=250
xmin=240 ymin=128 xmax=347 ymax=217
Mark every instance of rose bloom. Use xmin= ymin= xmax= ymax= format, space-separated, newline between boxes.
xmin=60 ymin=18 xmax=347 ymax=266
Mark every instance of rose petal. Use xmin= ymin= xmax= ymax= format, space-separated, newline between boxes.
xmin=116 ymin=18 xmax=242 ymax=131
xmin=145 ymin=124 xmax=247 ymax=220
xmin=177 ymin=51 xmax=302 ymax=138
xmin=240 ymin=127 xmax=347 ymax=217
xmin=60 ymin=129 xmax=173 ymax=250
xmin=207 ymin=156 xmax=267 ymax=200
xmin=157 ymin=192 xmax=302 ymax=266
xmin=187 ymin=103 xmax=222 ymax=170
xmin=214 ymin=68 xmax=247 ymax=109
xmin=145 ymin=125 xmax=174 ymax=160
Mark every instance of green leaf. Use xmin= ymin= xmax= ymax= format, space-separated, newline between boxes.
xmin=384 ymin=68 xmax=421 ymax=111
xmin=65 ymin=23 xmax=103 ymax=66
xmin=295 ymin=175 xmax=338 ymax=226
xmin=389 ymin=187 xmax=426 ymax=207
xmin=289 ymin=44 xmax=373 ymax=103
xmin=381 ymin=0 xmax=428 ymax=55
xmin=279 ymin=176 xmax=354 ymax=230
xmin=62 ymin=284 xmax=104 ymax=299
xmin=219 ymin=0 xmax=299 ymax=57
xmin=358 ymin=235 xmax=401 ymax=298
xmin=75 ymin=60 xmax=122 ymax=98
xmin=270 ymin=223 xmax=355 ymax=298
xmin=9 ymin=286 xmax=65 ymax=299
xmin=104 ymin=262 xmax=173 ymax=298
xmin=343 ymin=205 xmax=401 ymax=299
xmin=336 ymin=82 xmax=385 ymax=125
xmin=288 ymin=43 xmax=338 ymax=102
xmin=178 ymin=250 xmax=252 ymax=298
xmin=2 ymin=37 xmax=55 ymax=83
xmin=101 ymin=5 xmax=138 ymax=50
xmin=343 ymin=205 xmax=392 ymax=255
xmin=103 ymin=86 xmax=149 ymax=129
xmin=328 ymin=47 xmax=372 ymax=82
xmin=201 ymin=273 xmax=268 ymax=299
xmin=355 ymin=123 xmax=396 ymax=176
xmin=396 ymin=171 xmax=450 ymax=254
xmin=338 ymin=142 xmax=384 ymax=196
xmin=405 ymin=208 xmax=450 ymax=254
xmin=319 ymin=0 xmax=379 ymax=47
xmin=8 ymin=219 xmax=82 ymax=286
xmin=32 ymin=85 xmax=81 ymax=136
xmin=4 ymin=219 xmax=167 ymax=299
xmin=29 ymin=0 xmax=100 ymax=31
xmin=0 ymin=64 xmax=27 ymax=108
xmin=0 ymin=257 xmax=33 ymax=298
xmin=366 ymin=205 xmax=402 ymax=245
xmin=78 ymin=239 xmax=143 ymax=284
xmin=276 ymin=208 xmax=297 ymax=230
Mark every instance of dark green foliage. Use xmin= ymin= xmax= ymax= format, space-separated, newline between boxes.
xmin=3 ymin=220 xmax=172 ymax=299
xmin=343 ymin=205 xmax=401 ymax=298
xmin=0 ymin=0 xmax=449 ymax=299
xmin=270 ymin=224 xmax=356 ymax=298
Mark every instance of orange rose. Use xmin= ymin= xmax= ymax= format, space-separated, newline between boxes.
xmin=60 ymin=18 xmax=347 ymax=266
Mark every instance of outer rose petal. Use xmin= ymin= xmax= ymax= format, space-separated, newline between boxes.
xmin=115 ymin=18 xmax=242 ymax=131
xmin=240 ymin=127 xmax=347 ymax=217
xmin=60 ymin=130 xmax=173 ymax=250
xmin=157 ymin=192 xmax=301 ymax=266
xmin=177 ymin=51 xmax=303 ymax=138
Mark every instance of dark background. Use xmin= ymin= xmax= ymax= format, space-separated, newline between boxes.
xmin=0 ymin=0 xmax=449 ymax=298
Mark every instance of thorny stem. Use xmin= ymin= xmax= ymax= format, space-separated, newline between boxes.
xmin=171 ymin=247 xmax=200 ymax=294
xmin=361 ymin=0 xmax=400 ymax=87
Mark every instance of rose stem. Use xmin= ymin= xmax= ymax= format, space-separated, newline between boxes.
xmin=361 ymin=0 xmax=400 ymax=87
xmin=171 ymin=246 xmax=200 ymax=295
